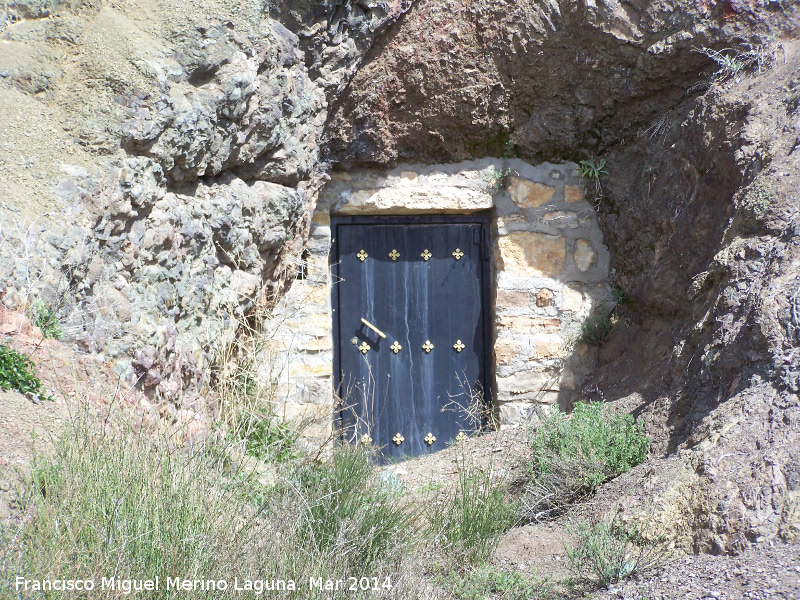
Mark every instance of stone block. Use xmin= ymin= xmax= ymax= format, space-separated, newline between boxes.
xmin=497 ymin=316 xmax=561 ymax=334
xmin=312 ymin=211 xmax=330 ymax=225
xmin=498 ymin=232 xmax=566 ymax=278
xmin=335 ymin=186 xmax=492 ymax=214
xmin=508 ymin=177 xmax=555 ymax=208
xmin=573 ymin=239 xmax=596 ymax=272
xmin=494 ymin=337 xmax=520 ymax=365
xmin=565 ymin=185 xmax=586 ymax=203
xmin=284 ymin=312 xmax=330 ymax=336
xmin=496 ymin=289 xmax=531 ymax=308
xmin=535 ymin=289 xmax=554 ymax=307
xmin=542 ymin=211 xmax=579 ymax=228
xmin=528 ymin=334 xmax=567 ymax=359
xmin=230 ymin=270 xmax=259 ymax=297
xmin=561 ymin=288 xmax=584 ymax=312
xmin=497 ymin=369 xmax=561 ymax=397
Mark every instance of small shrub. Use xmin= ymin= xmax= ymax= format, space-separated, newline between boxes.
xmin=298 ymin=447 xmax=414 ymax=571
xmin=27 ymin=299 xmax=63 ymax=340
xmin=0 ymin=344 xmax=49 ymax=399
xmin=565 ymin=519 xmax=671 ymax=588
xmin=521 ymin=402 xmax=648 ymax=523
xmin=578 ymin=157 xmax=608 ymax=179
xmin=439 ymin=566 xmax=553 ymax=600
xmin=577 ymin=312 xmax=613 ymax=346
xmin=429 ymin=463 xmax=514 ymax=566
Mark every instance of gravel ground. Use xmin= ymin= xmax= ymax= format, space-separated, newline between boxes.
xmin=591 ymin=542 xmax=800 ymax=600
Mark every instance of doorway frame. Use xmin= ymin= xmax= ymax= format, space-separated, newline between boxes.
xmin=330 ymin=213 xmax=495 ymax=443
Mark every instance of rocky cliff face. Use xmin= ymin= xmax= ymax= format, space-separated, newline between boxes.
xmin=0 ymin=0 xmax=415 ymax=399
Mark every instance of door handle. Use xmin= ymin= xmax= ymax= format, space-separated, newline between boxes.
xmin=360 ymin=318 xmax=387 ymax=339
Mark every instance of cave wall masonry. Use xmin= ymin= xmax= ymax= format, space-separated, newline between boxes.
xmin=266 ymin=158 xmax=611 ymax=435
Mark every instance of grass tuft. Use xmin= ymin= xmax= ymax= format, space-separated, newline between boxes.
xmin=429 ymin=462 xmax=514 ymax=567
xmin=565 ymin=519 xmax=672 ymax=588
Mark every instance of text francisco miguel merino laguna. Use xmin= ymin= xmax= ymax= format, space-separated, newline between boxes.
xmin=16 ymin=575 xmax=394 ymax=594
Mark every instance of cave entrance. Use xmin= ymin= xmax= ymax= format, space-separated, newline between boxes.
xmin=331 ymin=215 xmax=492 ymax=463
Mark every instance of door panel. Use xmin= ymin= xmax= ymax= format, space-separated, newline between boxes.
xmin=333 ymin=217 xmax=490 ymax=463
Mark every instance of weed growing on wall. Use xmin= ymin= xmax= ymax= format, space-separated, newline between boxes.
xmin=577 ymin=312 xmax=613 ymax=346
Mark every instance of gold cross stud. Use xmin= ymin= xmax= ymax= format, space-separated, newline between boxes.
xmin=390 ymin=341 xmax=402 ymax=354
xmin=392 ymin=432 xmax=405 ymax=446
xmin=357 ymin=249 xmax=368 ymax=262
xmin=360 ymin=434 xmax=372 ymax=446
xmin=455 ymin=431 xmax=468 ymax=443
xmin=358 ymin=341 xmax=370 ymax=354
xmin=389 ymin=249 xmax=400 ymax=261
xmin=422 ymin=340 xmax=434 ymax=353
xmin=424 ymin=432 xmax=436 ymax=446
xmin=452 ymin=248 xmax=464 ymax=260
xmin=420 ymin=249 xmax=432 ymax=261
xmin=453 ymin=339 xmax=465 ymax=352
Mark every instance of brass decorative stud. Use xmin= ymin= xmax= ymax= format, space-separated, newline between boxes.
xmin=358 ymin=341 xmax=370 ymax=355
xmin=422 ymin=340 xmax=434 ymax=353
xmin=357 ymin=249 xmax=368 ymax=262
xmin=455 ymin=431 xmax=468 ymax=444
xmin=392 ymin=432 xmax=405 ymax=446
xmin=390 ymin=341 xmax=402 ymax=354
xmin=452 ymin=248 xmax=464 ymax=260
xmin=424 ymin=432 xmax=436 ymax=446
xmin=360 ymin=434 xmax=373 ymax=446
xmin=453 ymin=339 xmax=465 ymax=352
xmin=389 ymin=249 xmax=400 ymax=261
xmin=420 ymin=249 xmax=432 ymax=261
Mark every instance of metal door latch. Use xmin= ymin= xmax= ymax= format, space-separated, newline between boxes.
xmin=361 ymin=318 xmax=386 ymax=339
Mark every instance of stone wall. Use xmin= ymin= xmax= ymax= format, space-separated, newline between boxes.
xmin=267 ymin=158 xmax=611 ymax=436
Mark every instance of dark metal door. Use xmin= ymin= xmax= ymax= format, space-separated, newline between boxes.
xmin=332 ymin=216 xmax=491 ymax=463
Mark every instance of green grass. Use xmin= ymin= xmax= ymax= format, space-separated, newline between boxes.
xmin=576 ymin=313 xmax=613 ymax=346
xmin=27 ymin=299 xmax=64 ymax=340
xmin=439 ymin=566 xmax=554 ymax=600
xmin=0 ymin=420 xmax=421 ymax=599
xmin=429 ymin=463 xmax=514 ymax=567
xmin=565 ymin=519 xmax=671 ymax=588
xmin=297 ymin=447 xmax=415 ymax=571
xmin=0 ymin=344 xmax=50 ymax=399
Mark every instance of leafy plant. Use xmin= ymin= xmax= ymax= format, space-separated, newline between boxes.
xmin=577 ymin=312 xmax=613 ymax=346
xmin=520 ymin=402 xmax=649 ymax=523
xmin=0 ymin=344 xmax=49 ymax=399
xmin=429 ymin=462 xmax=514 ymax=566
xmin=565 ymin=519 xmax=671 ymax=588
xmin=27 ymin=299 xmax=64 ymax=340
xmin=487 ymin=165 xmax=513 ymax=191
xmin=578 ymin=157 xmax=608 ymax=179
xmin=239 ymin=410 xmax=299 ymax=463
